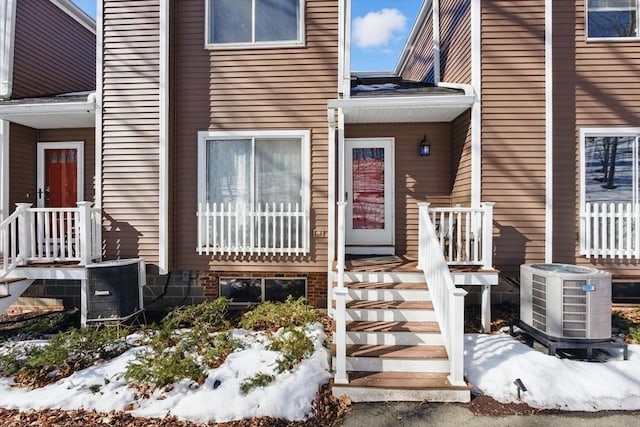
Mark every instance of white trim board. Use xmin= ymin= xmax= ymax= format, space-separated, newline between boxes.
xmin=159 ymin=0 xmax=169 ymax=274
xmin=545 ymin=0 xmax=553 ymax=263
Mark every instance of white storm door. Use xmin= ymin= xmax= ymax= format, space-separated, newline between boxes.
xmin=345 ymin=138 xmax=394 ymax=246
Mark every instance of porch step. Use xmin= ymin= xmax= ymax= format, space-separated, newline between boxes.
xmin=345 ymin=320 xmax=443 ymax=346
xmin=331 ymin=372 xmax=471 ymax=402
xmin=347 ymin=321 xmax=439 ymax=333
xmin=334 ymin=344 xmax=449 ymax=373
xmin=345 ymin=287 xmax=431 ymax=302
xmin=343 ymin=300 xmax=436 ymax=322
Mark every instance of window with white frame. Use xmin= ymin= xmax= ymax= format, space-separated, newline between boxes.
xmin=197 ymin=130 xmax=310 ymax=255
xmin=580 ymin=129 xmax=640 ymax=258
xmin=206 ymin=0 xmax=304 ymax=47
xmin=587 ymin=0 xmax=639 ymax=39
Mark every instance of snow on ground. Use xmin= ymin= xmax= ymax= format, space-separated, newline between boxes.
xmin=0 ymin=323 xmax=331 ymax=424
xmin=465 ymin=332 xmax=640 ymax=411
xmin=1 ymin=327 xmax=640 ymax=420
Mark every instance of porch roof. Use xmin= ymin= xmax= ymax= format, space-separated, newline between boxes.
xmin=0 ymin=92 xmax=95 ymax=129
xmin=327 ymin=93 xmax=475 ymax=124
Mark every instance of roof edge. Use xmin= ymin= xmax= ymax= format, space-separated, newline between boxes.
xmin=49 ymin=0 xmax=96 ymax=34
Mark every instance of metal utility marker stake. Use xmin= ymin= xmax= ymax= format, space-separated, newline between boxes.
xmin=514 ymin=378 xmax=527 ymax=400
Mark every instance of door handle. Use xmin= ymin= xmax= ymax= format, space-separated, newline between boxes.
xmin=37 ymin=188 xmax=43 ymax=199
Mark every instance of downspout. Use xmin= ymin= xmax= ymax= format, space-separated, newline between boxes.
xmin=95 ymin=0 xmax=103 ymax=208
xmin=0 ymin=120 xmax=8 ymax=219
xmin=0 ymin=0 xmax=16 ymax=99
xmin=433 ymin=0 xmax=441 ymax=84
xmin=470 ymin=0 xmax=482 ymax=208
xmin=159 ymin=0 xmax=169 ymax=274
xmin=545 ymin=0 xmax=553 ymax=263
xmin=341 ymin=0 xmax=351 ymax=99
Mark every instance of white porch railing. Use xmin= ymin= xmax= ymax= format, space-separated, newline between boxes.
xmin=0 ymin=202 xmax=101 ymax=280
xmin=418 ymin=202 xmax=466 ymax=386
xmin=197 ymin=202 xmax=309 ymax=256
xmin=581 ymin=202 xmax=640 ymax=259
xmin=426 ymin=202 xmax=494 ymax=269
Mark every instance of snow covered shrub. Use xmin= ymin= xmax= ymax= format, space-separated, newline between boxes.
xmin=269 ymin=326 xmax=314 ymax=373
xmin=239 ymin=297 xmax=317 ymax=332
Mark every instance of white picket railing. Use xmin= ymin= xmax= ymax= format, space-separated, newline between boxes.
xmin=197 ymin=202 xmax=309 ymax=256
xmin=418 ymin=202 xmax=466 ymax=386
xmin=0 ymin=202 xmax=101 ymax=277
xmin=581 ymin=202 xmax=640 ymax=259
xmin=426 ymin=202 xmax=494 ymax=269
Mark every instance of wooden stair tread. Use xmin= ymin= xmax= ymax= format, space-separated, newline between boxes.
xmin=333 ymin=344 xmax=447 ymax=359
xmin=346 ymin=321 xmax=440 ymax=333
xmin=337 ymin=371 xmax=469 ymax=390
xmin=338 ymin=282 xmax=428 ymax=290
xmin=345 ymin=300 xmax=433 ymax=310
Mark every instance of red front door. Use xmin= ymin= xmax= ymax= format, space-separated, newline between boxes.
xmin=44 ymin=148 xmax=78 ymax=207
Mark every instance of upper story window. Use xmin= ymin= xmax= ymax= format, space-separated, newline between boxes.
xmin=206 ymin=0 xmax=305 ymax=48
xmin=587 ymin=0 xmax=639 ymax=39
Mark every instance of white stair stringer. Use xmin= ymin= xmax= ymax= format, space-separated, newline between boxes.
xmin=0 ymin=279 xmax=35 ymax=314
xmin=331 ymin=272 xmax=470 ymax=402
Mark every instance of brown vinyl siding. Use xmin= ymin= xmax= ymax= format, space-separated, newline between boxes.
xmin=345 ymin=123 xmax=452 ymax=256
xmin=8 ymin=123 xmax=36 ymax=208
xmin=101 ymin=1 xmax=160 ymax=267
xmin=401 ymin=13 xmax=435 ymax=83
xmin=451 ymin=110 xmax=472 ymax=205
xmin=554 ymin=1 xmax=640 ymax=275
xmin=440 ymin=0 xmax=471 ymax=84
xmin=12 ymin=0 xmax=95 ymax=98
xmin=481 ymin=1 xmax=546 ymax=275
xmin=37 ymin=128 xmax=96 ymax=203
xmin=173 ymin=0 xmax=338 ymax=272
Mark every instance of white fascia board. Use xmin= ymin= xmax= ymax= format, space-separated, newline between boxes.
xmin=328 ymin=94 xmax=475 ymax=110
xmin=49 ymin=0 xmax=96 ymax=34
xmin=395 ymin=0 xmax=433 ymax=76
xmin=0 ymin=0 xmax=16 ymax=99
xmin=0 ymin=101 xmax=95 ymax=117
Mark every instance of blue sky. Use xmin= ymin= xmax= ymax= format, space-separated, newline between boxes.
xmin=72 ymin=0 xmax=422 ymax=72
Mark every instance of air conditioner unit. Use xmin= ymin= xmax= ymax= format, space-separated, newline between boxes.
xmin=520 ymin=263 xmax=611 ymax=341
xmin=85 ymin=259 xmax=146 ymax=322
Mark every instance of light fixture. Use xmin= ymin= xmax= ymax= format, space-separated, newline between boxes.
xmin=419 ymin=134 xmax=430 ymax=157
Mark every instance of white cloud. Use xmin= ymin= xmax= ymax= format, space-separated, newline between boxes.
xmin=352 ymin=8 xmax=407 ymax=49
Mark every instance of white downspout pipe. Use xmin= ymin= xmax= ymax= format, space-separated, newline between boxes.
xmin=0 ymin=0 xmax=16 ymax=99
xmin=0 ymin=120 xmax=8 ymax=220
xmin=95 ymin=0 xmax=103 ymax=208
xmin=159 ymin=0 xmax=169 ymax=274
xmin=545 ymin=0 xmax=553 ymax=263
xmin=433 ymin=0 xmax=441 ymax=84
xmin=342 ymin=0 xmax=351 ymax=98
xmin=470 ymin=0 xmax=482 ymax=208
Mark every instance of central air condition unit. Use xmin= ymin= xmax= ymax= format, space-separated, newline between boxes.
xmin=520 ymin=263 xmax=611 ymax=341
xmin=85 ymin=259 xmax=146 ymax=322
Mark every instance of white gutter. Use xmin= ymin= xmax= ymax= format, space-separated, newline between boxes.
xmin=433 ymin=0 xmax=441 ymax=84
xmin=328 ymin=93 xmax=475 ymax=110
xmin=49 ymin=0 xmax=96 ymax=34
xmin=95 ymin=0 xmax=103 ymax=208
xmin=159 ymin=0 xmax=169 ymax=274
xmin=471 ymin=0 xmax=482 ymax=208
xmin=394 ymin=0 xmax=433 ymax=76
xmin=0 ymin=0 xmax=16 ymax=99
xmin=545 ymin=0 xmax=553 ymax=263
xmin=0 ymin=98 xmax=95 ymax=116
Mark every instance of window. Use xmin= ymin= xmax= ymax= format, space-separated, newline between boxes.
xmin=197 ymin=130 xmax=310 ymax=255
xmin=219 ymin=277 xmax=306 ymax=304
xmin=587 ymin=0 xmax=639 ymax=39
xmin=580 ymin=129 xmax=640 ymax=258
xmin=206 ymin=0 xmax=305 ymax=48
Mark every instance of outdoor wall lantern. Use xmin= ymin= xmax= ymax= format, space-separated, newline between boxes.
xmin=419 ymin=135 xmax=431 ymax=157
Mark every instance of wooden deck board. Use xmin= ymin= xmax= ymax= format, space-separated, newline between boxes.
xmin=344 ymin=371 xmax=469 ymax=390
xmin=346 ymin=321 xmax=440 ymax=333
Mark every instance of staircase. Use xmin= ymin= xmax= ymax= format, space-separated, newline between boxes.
xmin=0 ymin=277 xmax=36 ymax=314
xmin=331 ymin=271 xmax=470 ymax=402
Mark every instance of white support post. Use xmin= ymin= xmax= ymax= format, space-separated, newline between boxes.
xmin=417 ymin=202 xmax=430 ymax=270
xmin=481 ymin=284 xmax=491 ymax=333
xmin=448 ymin=289 xmax=467 ymax=386
xmin=481 ymin=202 xmax=495 ymax=270
xmin=334 ymin=201 xmax=348 ymax=384
xmin=0 ymin=120 xmax=8 ymax=221
xmin=77 ymin=201 xmax=91 ymax=266
xmin=15 ymin=203 xmax=31 ymax=264
xmin=80 ymin=279 xmax=87 ymax=328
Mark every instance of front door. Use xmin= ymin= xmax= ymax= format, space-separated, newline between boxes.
xmin=345 ymin=138 xmax=394 ymax=251
xmin=37 ymin=142 xmax=84 ymax=208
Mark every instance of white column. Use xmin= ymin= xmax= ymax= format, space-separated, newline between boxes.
xmin=334 ymin=201 xmax=348 ymax=384
xmin=15 ymin=203 xmax=31 ymax=264
xmin=481 ymin=202 xmax=495 ymax=270
xmin=327 ymin=108 xmax=337 ymax=313
xmin=417 ymin=202 xmax=431 ymax=270
xmin=481 ymin=284 xmax=491 ymax=333
xmin=77 ymin=201 xmax=92 ymax=266
xmin=448 ymin=289 xmax=467 ymax=386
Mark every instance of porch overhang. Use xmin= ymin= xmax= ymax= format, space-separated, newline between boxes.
xmin=0 ymin=92 xmax=96 ymax=129
xmin=327 ymin=94 xmax=475 ymax=124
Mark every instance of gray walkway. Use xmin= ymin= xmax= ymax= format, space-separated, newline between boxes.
xmin=340 ymin=402 xmax=640 ymax=427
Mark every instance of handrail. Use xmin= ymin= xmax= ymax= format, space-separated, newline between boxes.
xmin=427 ymin=202 xmax=494 ymax=269
xmin=0 ymin=203 xmax=101 ymax=275
xmin=418 ymin=202 xmax=467 ymax=386
xmin=0 ymin=205 xmax=27 ymax=281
